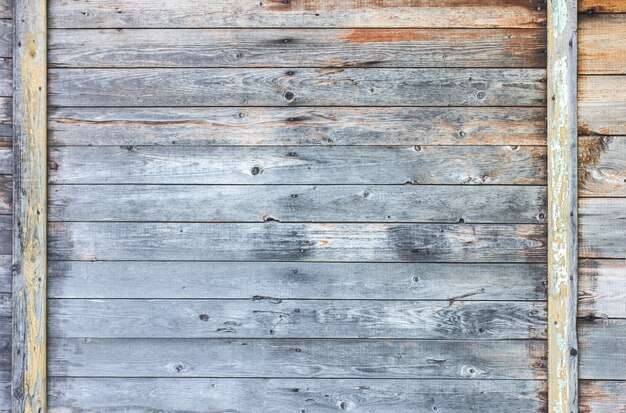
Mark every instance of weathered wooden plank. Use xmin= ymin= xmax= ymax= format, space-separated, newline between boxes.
xmin=0 ymin=175 xmax=9 ymax=214
xmin=48 ymin=106 xmax=548 ymax=146
xmin=49 ymin=299 xmax=547 ymax=340
xmin=0 ymin=256 xmax=9 ymax=294
xmin=48 ymin=28 xmax=547 ymax=68
xmin=579 ymin=14 xmax=626 ymax=75
xmin=48 ymin=261 xmax=548 ymax=300
xmin=0 ymin=0 xmax=10 ymax=19
xmin=0 ymin=335 xmax=9 ymax=371
xmin=0 ymin=19 xmax=10 ymax=58
xmin=579 ymin=259 xmax=626 ymax=319
xmin=48 ymin=145 xmax=547 ymax=185
xmin=49 ymin=184 xmax=547 ymax=224
xmin=579 ymin=198 xmax=626 ymax=259
xmin=0 ymin=97 xmax=10 ymax=142
xmin=0 ymin=371 xmax=8 ymax=413
xmin=48 ymin=222 xmax=548 ymax=263
xmin=0 ymin=58 xmax=10 ymax=97
xmin=580 ymin=380 xmax=626 ymax=413
xmin=48 ymin=0 xmax=547 ymax=29
xmin=579 ymin=136 xmax=626 ymax=197
xmin=578 ymin=0 xmax=626 ymax=13
xmin=579 ymin=76 xmax=626 ymax=136
xmin=579 ymin=318 xmax=626 ymax=380
xmin=48 ymin=68 xmax=547 ymax=107
xmin=48 ymin=337 xmax=547 ymax=379
xmin=0 ymin=216 xmax=9 ymax=256
xmin=0 ymin=147 xmax=11 ymax=174
xmin=48 ymin=377 xmax=548 ymax=413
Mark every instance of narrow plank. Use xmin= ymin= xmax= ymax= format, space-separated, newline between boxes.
xmin=48 ymin=378 xmax=548 ymax=413
xmin=48 ymin=261 xmax=548 ymax=300
xmin=48 ymin=299 xmax=547 ymax=340
xmin=579 ymin=76 xmax=626 ymax=136
xmin=48 ymin=106 xmax=548 ymax=146
xmin=48 ymin=68 xmax=547 ymax=107
xmin=0 ymin=58 xmax=10 ymax=97
xmin=579 ymin=259 xmax=626 ymax=319
xmin=0 ymin=147 xmax=11 ymax=174
xmin=0 ymin=19 xmax=10 ymax=58
xmin=0 ymin=216 xmax=9 ymax=256
xmin=48 ymin=28 xmax=547 ymax=68
xmin=579 ymin=0 xmax=626 ymax=13
xmin=0 ymin=371 xmax=8 ymax=413
xmin=579 ymin=136 xmax=626 ymax=197
xmin=48 ymin=338 xmax=547 ymax=379
xmin=0 ymin=335 xmax=8 ymax=371
xmin=0 ymin=256 xmax=9 ymax=294
xmin=0 ymin=175 xmax=9 ymax=214
xmin=579 ymin=198 xmax=626 ymax=259
xmin=579 ymin=14 xmax=626 ymax=75
xmin=0 ymin=0 xmax=8 ymax=19
xmin=48 ymin=145 xmax=547 ymax=185
xmin=48 ymin=0 xmax=547 ymax=29
xmin=48 ymin=222 xmax=548 ymax=263
xmin=49 ymin=184 xmax=547 ymax=224
xmin=0 ymin=97 xmax=10 ymax=142
xmin=579 ymin=318 xmax=626 ymax=380
xmin=580 ymin=380 xmax=626 ymax=413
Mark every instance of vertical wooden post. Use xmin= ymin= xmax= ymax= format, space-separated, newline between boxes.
xmin=547 ymin=0 xmax=578 ymax=412
xmin=12 ymin=0 xmax=47 ymax=411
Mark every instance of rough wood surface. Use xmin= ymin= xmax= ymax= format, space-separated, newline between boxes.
xmin=0 ymin=97 xmax=10 ymax=142
xmin=49 ymin=184 xmax=547 ymax=224
xmin=47 ymin=261 xmax=548 ymax=301
xmin=0 ymin=371 xmax=8 ymax=413
xmin=48 ymin=337 xmax=547 ymax=379
xmin=0 ymin=147 xmax=10 ymax=174
xmin=48 ymin=68 xmax=547 ymax=107
xmin=579 ymin=136 xmax=626 ymax=197
xmin=0 ymin=216 xmax=10 ymax=256
xmin=0 ymin=0 xmax=10 ymax=19
xmin=579 ymin=259 xmax=626 ymax=319
xmin=48 ymin=106 xmax=548 ymax=146
xmin=48 ymin=28 xmax=547 ymax=68
xmin=0 ymin=256 xmax=9 ymax=294
xmin=0 ymin=59 xmax=10 ymax=97
xmin=579 ymin=14 xmax=626 ymax=75
xmin=48 ymin=0 xmax=547 ymax=29
xmin=579 ymin=75 xmax=626 ymax=136
xmin=48 ymin=145 xmax=547 ymax=185
xmin=579 ymin=198 xmax=626 ymax=259
xmin=48 ymin=222 xmax=548 ymax=263
xmin=578 ymin=0 xmax=626 ymax=13
xmin=0 ymin=175 xmax=10 ymax=214
xmin=0 ymin=19 xmax=10 ymax=58
xmin=47 ymin=378 xmax=548 ymax=413
xmin=578 ymin=318 xmax=626 ymax=380
xmin=580 ymin=380 xmax=626 ymax=413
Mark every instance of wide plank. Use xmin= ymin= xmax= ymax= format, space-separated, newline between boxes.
xmin=580 ymin=380 xmax=626 ymax=413
xmin=48 ymin=68 xmax=547 ymax=107
xmin=0 ymin=20 xmax=10 ymax=58
xmin=579 ymin=318 xmax=626 ymax=380
xmin=0 ymin=59 xmax=10 ymax=98
xmin=0 ymin=0 xmax=10 ymax=19
xmin=0 ymin=97 xmax=10 ymax=142
xmin=48 ymin=0 xmax=547 ymax=29
xmin=48 ymin=222 xmax=548 ymax=262
xmin=0 ymin=256 xmax=9 ymax=294
xmin=579 ymin=136 xmax=626 ymax=197
xmin=578 ymin=0 xmax=626 ymax=13
xmin=0 ymin=371 xmax=8 ymax=413
xmin=48 ymin=28 xmax=546 ymax=68
xmin=48 ymin=145 xmax=547 ymax=185
xmin=0 ymin=147 xmax=11 ymax=175
xmin=48 ymin=378 xmax=548 ymax=413
xmin=579 ymin=198 xmax=626 ymax=259
xmin=579 ymin=14 xmax=626 ymax=75
xmin=0 ymin=335 xmax=8 ymax=372
xmin=48 ymin=261 xmax=548 ymax=300
xmin=48 ymin=338 xmax=547 ymax=379
xmin=0 ymin=175 xmax=9 ymax=215
xmin=48 ymin=106 xmax=547 ymax=146
xmin=0 ymin=216 xmax=9 ymax=256
xmin=49 ymin=184 xmax=547 ymax=224
xmin=579 ymin=76 xmax=626 ymax=136
xmin=579 ymin=259 xmax=626 ymax=319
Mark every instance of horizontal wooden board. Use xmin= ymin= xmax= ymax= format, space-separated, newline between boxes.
xmin=0 ymin=216 xmax=9 ymax=256
xmin=48 ymin=222 xmax=547 ymax=262
xmin=0 ymin=371 xmax=7 ymax=413
xmin=48 ymin=106 xmax=548 ymax=146
xmin=0 ymin=175 xmax=9 ymax=214
xmin=0 ymin=147 xmax=11 ymax=175
xmin=48 ymin=145 xmax=547 ymax=185
xmin=0 ymin=97 xmax=10 ymax=142
xmin=0 ymin=256 xmax=9 ymax=294
xmin=579 ymin=318 xmax=626 ymax=380
xmin=0 ymin=0 xmax=9 ymax=19
xmin=578 ymin=0 xmax=626 ymax=13
xmin=0 ymin=19 xmax=10 ymax=58
xmin=579 ymin=76 xmax=626 ymax=136
xmin=580 ymin=380 xmax=626 ymax=413
xmin=579 ymin=136 xmax=626 ymax=197
xmin=48 ymin=0 xmax=547 ymax=29
xmin=48 ymin=337 xmax=547 ymax=379
xmin=49 ymin=299 xmax=547 ymax=339
xmin=48 ymin=28 xmax=547 ymax=68
xmin=48 ymin=68 xmax=547 ymax=107
xmin=579 ymin=198 xmax=626 ymax=259
xmin=579 ymin=14 xmax=626 ymax=75
xmin=0 ymin=58 xmax=9 ymax=97
xmin=0 ymin=335 xmax=8 ymax=371
xmin=579 ymin=259 xmax=626 ymax=319
xmin=48 ymin=261 xmax=548 ymax=300
xmin=49 ymin=184 xmax=547 ymax=224
xmin=48 ymin=378 xmax=548 ymax=413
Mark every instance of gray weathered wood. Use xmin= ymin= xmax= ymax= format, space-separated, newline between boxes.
xmin=48 ymin=337 xmax=547 ymax=379
xmin=0 ymin=216 xmax=9 ymax=256
xmin=48 ymin=28 xmax=547 ymax=68
xmin=579 ymin=198 xmax=626 ymax=259
xmin=48 ymin=68 xmax=547 ymax=107
xmin=0 ymin=97 xmax=10 ymax=143
xmin=0 ymin=147 xmax=11 ymax=174
xmin=47 ymin=377 xmax=548 ymax=413
xmin=0 ymin=371 xmax=8 ymax=413
xmin=48 ymin=299 xmax=547 ymax=339
xmin=0 ymin=256 xmax=9 ymax=294
xmin=0 ymin=176 xmax=9 ymax=214
xmin=0 ymin=59 xmax=9 ymax=97
xmin=0 ymin=0 xmax=10 ymax=19
xmin=579 ymin=318 xmax=626 ymax=380
xmin=579 ymin=259 xmax=626 ymax=319
xmin=48 ymin=106 xmax=547 ymax=146
xmin=48 ymin=222 xmax=548 ymax=262
xmin=0 ymin=19 xmax=10 ymax=58
xmin=579 ymin=76 xmax=626 ymax=136
xmin=48 ymin=145 xmax=547 ymax=185
xmin=0 ymin=336 xmax=9 ymax=372
xmin=579 ymin=136 xmax=626 ymax=197
xmin=48 ymin=261 xmax=548 ymax=301
xmin=580 ymin=380 xmax=626 ymax=413
xmin=49 ymin=184 xmax=547 ymax=224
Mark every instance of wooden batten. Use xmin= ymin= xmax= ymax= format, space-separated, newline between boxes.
xmin=12 ymin=0 xmax=47 ymax=411
xmin=547 ymin=0 xmax=578 ymax=412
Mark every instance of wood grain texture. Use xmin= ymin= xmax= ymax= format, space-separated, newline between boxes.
xmin=579 ymin=318 xmax=626 ymax=380
xmin=580 ymin=380 xmax=626 ymax=413
xmin=48 ymin=106 xmax=548 ymax=146
xmin=0 ymin=147 xmax=10 ymax=174
xmin=0 ymin=19 xmax=10 ymax=58
xmin=579 ymin=259 xmax=626 ymax=319
xmin=48 ymin=145 xmax=547 ymax=185
xmin=0 ymin=58 xmax=10 ymax=97
xmin=0 ymin=175 xmax=10 ymax=214
xmin=0 ymin=97 xmax=10 ymax=142
xmin=0 ymin=217 xmax=9 ymax=256
xmin=48 ymin=28 xmax=547 ymax=68
xmin=578 ymin=0 xmax=626 ymax=13
xmin=48 ymin=0 xmax=547 ymax=29
xmin=579 ymin=198 xmax=626 ymax=259
xmin=579 ymin=136 xmax=626 ymax=197
xmin=47 ymin=222 xmax=548 ymax=263
xmin=579 ymin=14 xmax=626 ymax=75
xmin=48 ymin=378 xmax=548 ymax=413
xmin=48 ymin=261 xmax=548 ymax=300
xmin=0 ymin=371 xmax=8 ymax=413
xmin=0 ymin=0 xmax=10 ymax=19
xmin=47 ymin=68 xmax=547 ymax=107
xmin=0 ymin=256 xmax=9 ymax=294
xmin=49 ymin=184 xmax=548 ymax=224
xmin=48 ymin=337 xmax=548 ymax=379
xmin=579 ymin=75 xmax=626 ymax=136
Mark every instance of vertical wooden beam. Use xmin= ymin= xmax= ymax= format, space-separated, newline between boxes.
xmin=12 ymin=0 xmax=47 ymax=411
xmin=547 ymin=0 xmax=578 ymax=412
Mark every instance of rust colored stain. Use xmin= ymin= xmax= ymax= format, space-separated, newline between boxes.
xmin=578 ymin=136 xmax=610 ymax=188
xmin=341 ymin=29 xmax=430 ymax=43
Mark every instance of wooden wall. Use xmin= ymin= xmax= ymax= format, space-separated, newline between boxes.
xmin=578 ymin=0 xmax=626 ymax=411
